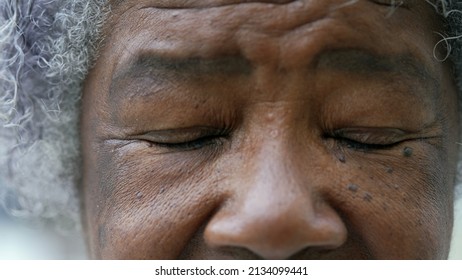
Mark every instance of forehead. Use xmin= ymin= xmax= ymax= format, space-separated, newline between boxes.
xmin=106 ymin=0 xmax=438 ymax=44
xmin=105 ymin=0 xmax=440 ymax=74
xmin=99 ymin=0 xmax=447 ymax=127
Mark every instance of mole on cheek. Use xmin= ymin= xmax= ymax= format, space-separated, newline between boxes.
xmin=136 ymin=191 xmax=143 ymax=200
xmin=334 ymin=148 xmax=346 ymax=163
xmin=403 ymin=147 xmax=413 ymax=157
xmin=363 ymin=192 xmax=373 ymax=202
xmin=347 ymin=184 xmax=359 ymax=192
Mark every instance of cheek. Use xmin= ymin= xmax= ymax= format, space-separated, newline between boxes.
xmin=88 ymin=143 xmax=223 ymax=259
xmin=334 ymin=143 xmax=453 ymax=259
xmin=85 ymin=139 xmax=455 ymax=259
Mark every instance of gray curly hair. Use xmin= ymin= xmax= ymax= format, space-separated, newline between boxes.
xmin=0 ymin=0 xmax=108 ymax=231
xmin=0 ymin=0 xmax=461 ymax=233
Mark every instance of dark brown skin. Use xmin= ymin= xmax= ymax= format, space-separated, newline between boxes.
xmin=81 ymin=0 xmax=460 ymax=259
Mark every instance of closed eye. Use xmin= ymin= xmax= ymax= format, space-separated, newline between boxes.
xmin=152 ymin=135 xmax=225 ymax=151
xmin=327 ymin=127 xmax=409 ymax=151
xmin=336 ymin=137 xmax=402 ymax=151
xmin=132 ymin=127 xmax=229 ymax=152
xmin=370 ymin=0 xmax=407 ymax=8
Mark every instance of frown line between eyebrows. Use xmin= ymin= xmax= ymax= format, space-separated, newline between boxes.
xmin=109 ymin=50 xmax=440 ymax=108
xmin=112 ymin=49 xmax=438 ymax=93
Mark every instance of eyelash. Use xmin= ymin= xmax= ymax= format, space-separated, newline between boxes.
xmin=143 ymin=127 xmax=404 ymax=153
xmin=371 ymin=0 xmax=404 ymax=7
xmin=153 ymin=135 xmax=225 ymax=151
xmin=152 ymin=137 xmax=399 ymax=155
xmin=336 ymin=137 xmax=401 ymax=151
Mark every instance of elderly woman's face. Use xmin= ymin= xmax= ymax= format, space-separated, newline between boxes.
xmin=81 ymin=0 xmax=459 ymax=259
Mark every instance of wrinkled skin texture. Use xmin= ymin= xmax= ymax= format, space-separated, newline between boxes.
xmin=81 ymin=0 xmax=459 ymax=259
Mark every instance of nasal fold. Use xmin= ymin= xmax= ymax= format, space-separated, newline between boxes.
xmin=204 ymin=145 xmax=348 ymax=259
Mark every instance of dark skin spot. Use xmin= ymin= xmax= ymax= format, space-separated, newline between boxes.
xmin=363 ymin=193 xmax=373 ymax=202
xmin=333 ymin=145 xmax=346 ymax=163
xmin=136 ymin=191 xmax=143 ymax=200
xmin=403 ymin=147 xmax=413 ymax=157
xmin=386 ymin=167 xmax=393 ymax=174
xmin=347 ymin=184 xmax=359 ymax=192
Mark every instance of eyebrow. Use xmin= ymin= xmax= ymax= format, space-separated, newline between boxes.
xmin=110 ymin=54 xmax=253 ymax=100
xmin=120 ymin=49 xmax=435 ymax=82
xmin=114 ymin=55 xmax=252 ymax=81
xmin=111 ymin=49 xmax=439 ymax=104
xmin=316 ymin=49 xmax=435 ymax=85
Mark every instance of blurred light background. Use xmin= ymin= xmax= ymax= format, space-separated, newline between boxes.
xmin=449 ymin=198 xmax=462 ymax=259
xmin=0 ymin=206 xmax=86 ymax=259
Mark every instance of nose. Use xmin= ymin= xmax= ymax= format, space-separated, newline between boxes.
xmin=204 ymin=142 xmax=348 ymax=259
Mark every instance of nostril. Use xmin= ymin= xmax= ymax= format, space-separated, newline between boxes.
xmin=202 ymin=137 xmax=349 ymax=259
xmin=203 ymin=205 xmax=348 ymax=259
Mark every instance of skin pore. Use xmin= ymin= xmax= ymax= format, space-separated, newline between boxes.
xmin=81 ymin=0 xmax=459 ymax=259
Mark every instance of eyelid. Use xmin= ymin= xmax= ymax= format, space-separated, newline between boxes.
xmin=333 ymin=127 xmax=408 ymax=145
xmin=134 ymin=127 xmax=225 ymax=144
xmin=370 ymin=0 xmax=408 ymax=8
